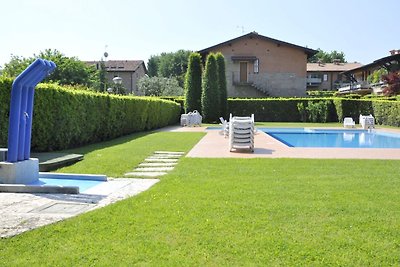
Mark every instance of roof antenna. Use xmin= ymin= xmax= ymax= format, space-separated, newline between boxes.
xmin=236 ymin=25 xmax=245 ymax=34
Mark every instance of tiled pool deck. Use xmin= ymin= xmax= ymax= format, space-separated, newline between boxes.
xmin=165 ymin=125 xmax=400 ymax=160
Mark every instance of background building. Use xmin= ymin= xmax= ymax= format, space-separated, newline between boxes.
xmin=306 ymin=61 xmax=362 ymax=91
xmin=198 ymin=32 xmax=317 ymax=97
xmin=86 ymin=60 xmax=147 ymax=95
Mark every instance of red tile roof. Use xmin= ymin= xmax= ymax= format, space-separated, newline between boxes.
xmin=85 ymin=60 xmax=146 ymax=72
xmin=307 ymin=62 xmax=363 ymax=72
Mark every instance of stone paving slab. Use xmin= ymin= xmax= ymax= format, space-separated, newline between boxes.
xmin=146 ymin=155 xmax=182 ymax=159
xmin=124 ymin=172 xmax=167 ymax=177
xmin=154 ymin=151 xmax=185 ymax=155
xmin=144 ymin=158 xmax=178 ymax=163
xmin=0 ymin=178 xmax=159 ymax=238
xmin=138 ymin=162 xmax=177 ymax=167
xmin=134 ymin=167 xmax=175 ymax=172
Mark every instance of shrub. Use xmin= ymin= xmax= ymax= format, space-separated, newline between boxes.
xmin=216 ymin=53 xmax=228 ymax=119
xmin=184 ymin=52 xmax=202 ymax=113
xmin=137 ymin=76 xmax=183 ymax=96
xmin=201 ymin=53 xmax=219 ymax=122
xmin=382 ymin=71 xmax=400 ymax=96
xmin=0 ymin=80 xmax=180 ymax=151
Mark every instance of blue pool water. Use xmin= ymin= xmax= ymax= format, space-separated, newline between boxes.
xmin=262 ymin=128 xmax=400 ymax=148
xmin=29 ymin=178 xmax=104 ymax=192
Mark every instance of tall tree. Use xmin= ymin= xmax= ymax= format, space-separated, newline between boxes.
xmin=146 ymin=50 xmax=192 ymax=87
xmin=184 ymin=52 xmax=202 ymax=113
xmin=201 ymin=53 xmax=219 ymax=123
xmin=1 ymin=49 xmax=101 ymax=89
xmin=147 ymin=55 xmax=160 ymax=77
xmin=215 ymin=52 xmax=228 ymax=118
xmin=308 ymin=48 xmax=346 ymax=63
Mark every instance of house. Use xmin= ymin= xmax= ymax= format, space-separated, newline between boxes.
xmin=306 ymin=61 xmax=362 ymax=91
xmin=86 ymin=60 xmax=147 ymax=95
xmin=198 ymin=32 xmax=317 ymax=97
xmin=337 ymin=50 xmax=400 ymax=95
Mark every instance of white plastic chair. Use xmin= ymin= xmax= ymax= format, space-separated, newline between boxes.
xmin=219 ymin=117 xmax=229 ymax=138
xmin=359 ymin=114 xmax=375 ymax=129
xmin=343 ymin=117 xmax=355 ymax=128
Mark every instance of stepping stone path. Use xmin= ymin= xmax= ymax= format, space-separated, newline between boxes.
xmin=124 ymin=151 xmax=184 ymax=178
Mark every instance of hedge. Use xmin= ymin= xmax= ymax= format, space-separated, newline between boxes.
xmin=228 ymin=97 xmax=400 ymax=127
xmin=0 ymin=78 xmax=180 ymax=151
xmin=227 ymin=98 xmax=338 ymax=123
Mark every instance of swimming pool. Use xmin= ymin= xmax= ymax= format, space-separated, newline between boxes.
xmin=261 ymin=128 xmax=400 ymax=148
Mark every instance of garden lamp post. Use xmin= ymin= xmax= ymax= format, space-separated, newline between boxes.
xmin=112 ymin=76 xmax=123 ymax=94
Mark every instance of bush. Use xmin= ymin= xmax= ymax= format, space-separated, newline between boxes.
xmin=137 ymin=76 xmax=183 ymax=96
xmin=184 ymin=53 xmax=202 ymax=113
xmin=201 ymin=53 xmax=219 ymax=122
xmin=216 ymin=53 xmax=228 ymax=119
xmin=228 ymin=98 xmax=337 ymax=122
xmin=0 ymin=78 xmax=180 ymax=151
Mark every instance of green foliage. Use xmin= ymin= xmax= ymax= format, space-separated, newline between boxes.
xmin=228 ymin=98 xmax=337 ymax=122
xmin=333 ymin=99 xmax=374 ymax=123
xmin=308 ymin=48 xmax=346 ymax=63
xmin=1 ymin=154 xmax=400 ymax=265
xmin=367 ymin=68 xmax=388 ymax=84
xmin=372 ymin=100 xmax=400 ymax=127
xmin=201 ymin=53 xmax=219 ymax=122
xmin=1 ymin=49 xmax=101 ymax=90
xmin=184 ymin=52 xmax=202 ymax=113
xmin=137 ymin=76 xmax=183 ymax=96
xmin=0 ymin=78 xmax=12 ymax=146
xmin=304 ymin=101 xmax=332 ymax=123
xmin=147 ymin=50 xmax=192 ymax=87
xmin=306 ymin=90 xmax=336 ymax=97
xmin=215 ymin=52 xmax=228 ymax=118
xmin=147 ymin=55 xmax=160 ymax=77
xmin=0 ymin=80 xmax=180 ymax=151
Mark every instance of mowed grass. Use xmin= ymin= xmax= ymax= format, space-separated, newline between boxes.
xmin=56 ymin=130 xmax=205 ymax=177
xmin=0 ymin=130 xmax=400 ymax=265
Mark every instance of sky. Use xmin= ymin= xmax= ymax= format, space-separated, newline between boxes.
xmin=1 ymin=0 xmax=399 ymax=68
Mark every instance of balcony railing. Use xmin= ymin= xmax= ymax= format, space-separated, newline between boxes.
xmin=306 ymin=77 xmax=322 ymax=84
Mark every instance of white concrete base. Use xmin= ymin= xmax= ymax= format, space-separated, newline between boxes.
xmin=0 ymin=158 xmax=39 ymax=184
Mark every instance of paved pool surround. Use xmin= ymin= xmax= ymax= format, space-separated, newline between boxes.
xmin=162 ymin=125 xmax=400 ymax=160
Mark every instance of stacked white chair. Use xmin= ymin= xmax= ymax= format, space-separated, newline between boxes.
xmin=229 ymin=114 xmax=255 ymax=152
xmin=359 ymin=114 xmax=375 ymax=129
xmin=181 ymin=110 xmax=202 ymax=127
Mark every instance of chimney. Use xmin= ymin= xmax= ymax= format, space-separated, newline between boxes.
xmin=333 ymin=59 xmax=340 ymax=65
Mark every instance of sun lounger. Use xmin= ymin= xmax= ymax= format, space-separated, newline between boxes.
xmin=343 ymin=117 xmax=355 ymax=128
xmin=229 ymin=114 xmax=255 ymax=152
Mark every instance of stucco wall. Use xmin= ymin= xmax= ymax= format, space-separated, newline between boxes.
xmin=206 ymin=35 xmax=308 ymax=97
xmin=106 ymin=64 xmax=146 ymax=95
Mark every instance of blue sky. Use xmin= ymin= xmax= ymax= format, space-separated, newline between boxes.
xmin=1 ymin=0 xmax=399 ymax=68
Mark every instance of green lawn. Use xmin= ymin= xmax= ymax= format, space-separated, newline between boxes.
xmin=1 ymin=128 xmax=400 ymax=266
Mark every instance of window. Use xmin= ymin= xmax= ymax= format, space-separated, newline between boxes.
xmin=253 ymin=59 xmax=259 ymax=73
xmin=323 ymin=74 xmax=328 ymax=81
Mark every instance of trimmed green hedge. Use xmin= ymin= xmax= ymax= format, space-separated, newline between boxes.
xmin=227 ymin=98 xmax=338 ymax=122
xmin=0 ymin=78 xmax=180 ymax=151
xmin=228 ymin=97 xmax=400 ymax=127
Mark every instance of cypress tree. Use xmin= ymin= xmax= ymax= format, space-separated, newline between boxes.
xmin=184 ymin=52 xmax=202 ymax=113
xmin=201 ymin=53 xmax=219 ymax=122
xmin=215 ymin=52 xmax=228 ymax=118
